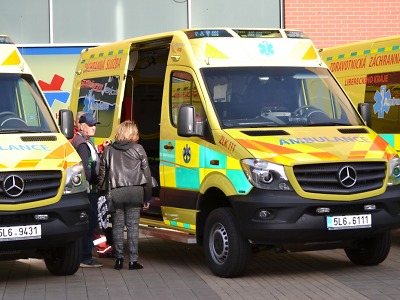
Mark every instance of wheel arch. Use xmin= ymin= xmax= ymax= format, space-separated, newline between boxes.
xmin=196 ymin=172 xmax=243 ymax=245
xmin=196 ymin=187 xmax=231 ymax=245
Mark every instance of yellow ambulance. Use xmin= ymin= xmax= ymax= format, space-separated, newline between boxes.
xmin=70 ymin=28 xmax=400 ymax=277
xmin=320 ymin=35 xmax=400 ymax=153
xmin=0 ymin=35 xmax=89 ymax=275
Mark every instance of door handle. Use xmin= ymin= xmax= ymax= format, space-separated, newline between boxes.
xmin=164 ymin=144 xmax=174 ymax=150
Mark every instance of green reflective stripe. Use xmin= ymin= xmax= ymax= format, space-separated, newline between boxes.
xmin=166 ymin=220 xmax=194 ymax=229
xmin=160 ymin=140 xmax=252 ymax=193
xmin=227 ymin=169 xmax=252 ymax=194
xmin=326 ymin=44 xmax=400 ymax=61
xmin=176 ymin=167 xmax=199 ymax=189
xmin=380 ymin=134 xmax=394 ymax=148
xmin=201 ymin=147 xmax=227 ymax=168
xmin=81 ymin=48 xmax=128 ymax=64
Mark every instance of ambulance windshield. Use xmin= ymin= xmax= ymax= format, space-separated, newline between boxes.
xmin=0 ymin=74 xmax=57 ymax=133
xmin=203 ymin=67 xmax=364 ymax=128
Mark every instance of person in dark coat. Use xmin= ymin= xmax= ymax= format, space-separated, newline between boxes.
xmin=71 ymin=113 xmax=103 ymax=268
xmin=98 ymin=120 xmax=152 ymax=270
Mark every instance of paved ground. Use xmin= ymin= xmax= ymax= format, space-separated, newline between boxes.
xmin=2 ymin=230 xmax=400 ymax=300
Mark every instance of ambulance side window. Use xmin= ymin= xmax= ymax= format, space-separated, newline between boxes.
xmin=170 ymin=71 xmax=205 ymax=126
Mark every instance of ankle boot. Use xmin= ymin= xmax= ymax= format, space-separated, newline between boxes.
xmin=114 ymin=258 xmax=124 ymax=270
xmin=128 ymin=261 xmax=143 ymax=270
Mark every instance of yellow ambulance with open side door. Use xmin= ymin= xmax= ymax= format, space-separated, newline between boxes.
xmin=0 ymin=35 xmax=89 ymax=276
xmin=70 ymin=28 xmax=400 ymax=278
xmin=320 ymin=35 xmax=400 ymax=153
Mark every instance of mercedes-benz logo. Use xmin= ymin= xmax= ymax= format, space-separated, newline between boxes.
xmin=337 ymin=166 xmax=357 ymax=188
xmin=3 ymin=175 xmax=24 ymax=197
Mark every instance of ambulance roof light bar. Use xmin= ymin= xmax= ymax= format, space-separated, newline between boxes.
xmin=184 ymin=29 xmax=308 ymax=40
xmin=0 ymin=35 xmax=14 ymax=45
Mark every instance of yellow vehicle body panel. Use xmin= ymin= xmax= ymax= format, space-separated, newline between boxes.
xmin=320 ymin=36 xmax=400 ymax=152
xmin=68 ymin=30 xmax=400 ymax=278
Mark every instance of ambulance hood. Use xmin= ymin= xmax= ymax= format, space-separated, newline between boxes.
xmin=0 ymin=134 xmax=81 ymax=170
xmin=230 ymin=127 xmax=396 ymax=166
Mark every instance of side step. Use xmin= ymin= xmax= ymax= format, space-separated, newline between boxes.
xmin=139 ymin=225 xmax=197 ymax=244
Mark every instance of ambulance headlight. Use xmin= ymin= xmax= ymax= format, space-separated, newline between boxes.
xmin=388 ymin=156 xmax=400 ymax=186
xmin=64 ymin=162 xmax=87 ymax=194
xmin=240 ymin=159 xmax=292 ymax=191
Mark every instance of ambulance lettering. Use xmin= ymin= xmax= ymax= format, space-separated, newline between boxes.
xmin=84 ymin=60 xmax=105 ymax=73
xmin=344 ymin=77 xmax=367 ymax=86
xmin=218 ymin=135 xmax=236 ymax=153
xmin=369 ymin=53 xmax=400 ymax=68
xmin=83 ymin=56 xmax=122 ymax=73
xmin=279 ymin=136 xmax=370 ymax=145
xmin=0 ymin=144 xmax=51 ymax=151
xmin=330 ymin=57 xmax=366 ymax=72
xmin=105 ymin=57 xmax=121 ymax=70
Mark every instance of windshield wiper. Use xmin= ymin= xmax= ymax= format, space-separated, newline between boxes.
xmin=0 ymin=129 xmax=44 ymax=133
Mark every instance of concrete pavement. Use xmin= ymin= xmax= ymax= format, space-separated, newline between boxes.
xmin=2 ymin=230 xmax=400 ymax=299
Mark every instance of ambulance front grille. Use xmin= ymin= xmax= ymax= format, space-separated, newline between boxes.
xmin=0 ymin=171 xmax=62 ymax=204
xmin=293 ymin=162 xmax=386 ymax=194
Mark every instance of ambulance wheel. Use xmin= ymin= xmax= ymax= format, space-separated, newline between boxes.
xmin=204 ymin=207 xmax=250 ymax=278
xmin=44 ymin=239 xmax=82 ymax=275
xmin=344 ymin=231 xmax=391 ymax=266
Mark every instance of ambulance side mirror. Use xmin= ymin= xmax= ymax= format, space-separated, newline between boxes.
xmin=59 ymin=109 xmax=75 ymax=140
xmin=358 ymin=103 xmax=371 ymax=127
xmin=177 ymin=105 xmax=205 ymax=137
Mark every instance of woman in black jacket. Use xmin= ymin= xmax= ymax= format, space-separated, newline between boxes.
xmin=98 ymin=121 xmax=152 ymax=270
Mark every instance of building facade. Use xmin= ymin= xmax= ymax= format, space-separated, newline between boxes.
xmin=285 ymin=0 xmax=400 ymax=49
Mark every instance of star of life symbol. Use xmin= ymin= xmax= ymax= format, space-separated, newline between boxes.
xmin=83 ymin=89 xmax=112 ymax=114
xmin=373 ymin=85 xmax=400 ymax=118
xmin=258 ymin=41 xmax=274 ymax=57
xmin=183 ymin=144 xmax=191 ymax=163
xmin=83 ymin=89 xmax=96 ymax=115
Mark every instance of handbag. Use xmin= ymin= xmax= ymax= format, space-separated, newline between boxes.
xmin=97 ymin=193 xmax=112 ymax=230
xmin=104 ymin=148 xmax=115 ymax=213
xmin=97 ymin=162 xmax=115 ymax=230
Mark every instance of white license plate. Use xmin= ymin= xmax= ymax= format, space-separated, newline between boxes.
xmin=0 ymin=225 xmax=41 ymax=241
xmin=327 ymin=214 xmax=371 ymax=230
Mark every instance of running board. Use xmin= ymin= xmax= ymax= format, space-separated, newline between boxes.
xmin=139 ymin=225 xmax=197 ymax=244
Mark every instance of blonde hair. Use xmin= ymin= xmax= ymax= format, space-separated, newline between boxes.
xmin=114 ymin=120 xmax=139 ymax=142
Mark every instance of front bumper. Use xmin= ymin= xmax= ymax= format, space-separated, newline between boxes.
xmin=0 ymin=192 xmax=89 ymax=255
xmin=230 ymin=185 xmax=400 ymax=251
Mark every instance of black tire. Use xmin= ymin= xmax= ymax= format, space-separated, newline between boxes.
xmin=345 ymin=231 xmax=391 ymax=266
xmin=44 ymin=239 xmax=82 ymax=275
xmin=204 ymin=207 xmax=250 ymax=278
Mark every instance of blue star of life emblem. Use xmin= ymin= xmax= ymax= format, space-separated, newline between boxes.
xmin=373 ymin=86 xmax=391 ymax=118
xmin=183 ymin=144 xmax=191 ymax=163
xmin=258 ymin=41 xmax=274 ymax=57
xmin=83 ymin=89 xmax=96 ymax=115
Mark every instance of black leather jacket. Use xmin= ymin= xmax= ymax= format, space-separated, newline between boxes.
xmin=97 ymin=141 xmax=152 ymax=201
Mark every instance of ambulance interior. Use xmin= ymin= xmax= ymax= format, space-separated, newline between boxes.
xmin=121 ymin=39 xmax=171 ymax=219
